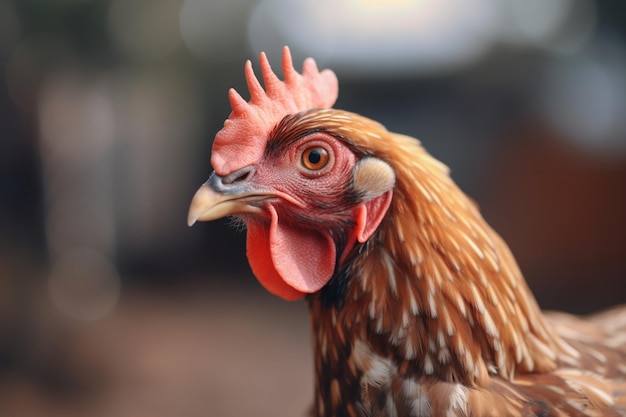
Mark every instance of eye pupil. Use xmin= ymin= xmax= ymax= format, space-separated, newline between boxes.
xmin=308 ymin=150 xmax=321 ymax=164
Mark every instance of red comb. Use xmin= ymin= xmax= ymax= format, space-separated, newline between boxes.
xmin=211 ymin=47 xmax=339 ymax=175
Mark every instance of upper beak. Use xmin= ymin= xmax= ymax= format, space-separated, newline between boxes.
xmin=187 ymin=168 xmax=266 ymax=226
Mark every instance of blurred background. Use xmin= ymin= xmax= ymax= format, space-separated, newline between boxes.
xmin=0 ymin=0 xmax=625 ymax=415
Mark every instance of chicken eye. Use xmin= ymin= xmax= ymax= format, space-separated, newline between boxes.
xmin=301 ymin=146 xmax=330 ymax=171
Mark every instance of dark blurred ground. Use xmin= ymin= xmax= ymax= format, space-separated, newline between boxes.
xmin=0 ymin=280 xmax=313 ymax=417
xmin=1 ymin=0 xmax=625 ymax=416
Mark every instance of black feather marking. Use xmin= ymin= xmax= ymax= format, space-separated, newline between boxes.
xmin=530 ymin=400 xmax=550 ymax=417
xmin=319 ymin=241 xmax=363 ymax=310
xmin=320 ymin=261 xmax=351 ymax=309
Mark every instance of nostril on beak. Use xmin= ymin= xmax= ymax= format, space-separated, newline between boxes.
xmin=222 ymin=166 xmax=255 ymax=185
xmin=209 ymin=166 xmax=256 ymax=193
xmin=231 ymin=172 xmax=249 ymax=183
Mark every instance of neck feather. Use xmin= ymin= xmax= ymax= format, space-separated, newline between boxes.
xmin=312 ymin=131 xmax=576 ymax=389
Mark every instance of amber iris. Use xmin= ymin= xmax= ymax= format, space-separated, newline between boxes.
xmin=301 ymin=146 xmax=330 ymax=170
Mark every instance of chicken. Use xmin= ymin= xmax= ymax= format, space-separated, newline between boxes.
xmin=187 ymin=48 xmax=626 ymax=417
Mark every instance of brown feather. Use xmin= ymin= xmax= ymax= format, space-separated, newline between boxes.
xmin=293 ymin=109 xmax=626 ymax=416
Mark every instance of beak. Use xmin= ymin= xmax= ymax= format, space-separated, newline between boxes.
xmin=187 ymin=168 xmax=267 ymax=226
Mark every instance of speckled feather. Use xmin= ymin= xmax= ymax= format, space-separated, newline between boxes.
xmin=300 ymin=109 xmax=626 ymax=417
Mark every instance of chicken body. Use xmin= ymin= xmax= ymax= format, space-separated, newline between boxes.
xmin=188 ymin=49 xmax=626 ymax=417
xmin=302 ymin=111 xmax=626 ymax=417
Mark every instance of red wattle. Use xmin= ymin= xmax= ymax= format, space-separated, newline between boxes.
xmin=245 ymin=205 xmax=337 ymax=300
xmin=246 ymin=221 xmax=306 ymax=301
